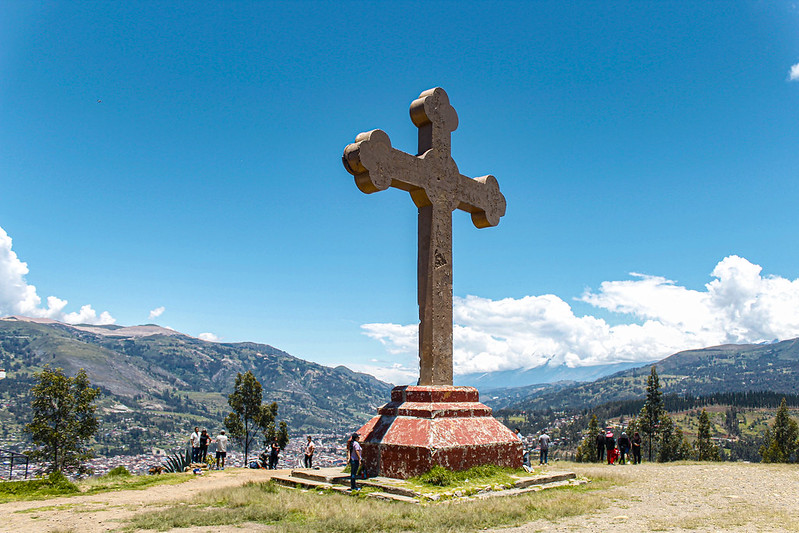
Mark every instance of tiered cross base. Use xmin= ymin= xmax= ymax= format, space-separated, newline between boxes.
xmin=357 ymin=385 xmax=523 ymax=479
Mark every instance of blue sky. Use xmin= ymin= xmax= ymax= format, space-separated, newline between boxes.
xmin=2 ymin=1 xmax=799 ymax=384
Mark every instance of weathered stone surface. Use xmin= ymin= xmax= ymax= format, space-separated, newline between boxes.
xmin=342 ymin=88 xmax=506 ymax=386
xmin=357 ymin=385 xmax=522 ymax=479
xmin=343 ymin=89 xmax=515 ymax=479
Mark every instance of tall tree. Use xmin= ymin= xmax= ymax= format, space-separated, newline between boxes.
xmin=25 ymin=366 xmax=101 ymax=474
xmin=225 ymin=371 xmax=264 ymax=464
xmin=639 ymin=365 xmax=664 ymax=461
xmin=225 ymin=371 xmax=290 ymax=464
xmin=695 ymin=409 xmax=721 ymax=461
xmin=261 ymin=401 xmax=290 ymax=450
xmin=724 ymin=407 xmax=740 ymax=437
xmin=657 ymin=413 xmax=691 ymax=462
xmin=760 ymin=398 xmax=799 ymax=463
xmin=575 ymin=413 xmax=601 ymax=463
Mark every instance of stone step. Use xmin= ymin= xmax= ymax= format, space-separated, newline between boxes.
xmin=355 ymin=479 xmax=419 ymax=498
xmin=513 ymin=471 xmax=575 ymax=489
xmin=290 ymin=468 xmax=349 ymax=485
xmin=367 ymin=491 xmax=420 ymax=504
xmin=271 ymin=474 xmax=334 ymax=490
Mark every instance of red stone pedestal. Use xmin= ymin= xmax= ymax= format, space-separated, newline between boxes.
xmin=356 ymin=385 xmax=522 ymax=479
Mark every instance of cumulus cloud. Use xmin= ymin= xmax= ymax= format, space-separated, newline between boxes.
xmin=149 ymin=306 xmax=165 ymax=320
xmin=198 ymin=332 xmax=220 ymax=342
xmin=0 ymin=226 xmax=115 ymax=325
xmin=362 ymin=255 xmax=799 ymax=377
xmin=790 ymin=62 xmax=799 ymax=81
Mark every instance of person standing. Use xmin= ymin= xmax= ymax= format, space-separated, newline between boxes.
xmin=618 ymin=431 xmax=631 ymax=465
xmin=538 ymin=431 xmax=551 ymax=465
xmin=215 ymin=429 xmax=229 ymax=470
xmin=347 ymin=433 xmax=362 ymax=491
xmin=631 ymin=431 xmax=642 ymax=464
xmin=199 ymin=429 xmax=210 ymax=463
xmin=268 ymin=440 xmax=280 ymax=469
xmin=304 ymin=436 xmax=315 ymax=468
xmin=596 ymin=431 xmax=605 ymax=463
xmin=189 ymin=426 xmax=201 ymax=463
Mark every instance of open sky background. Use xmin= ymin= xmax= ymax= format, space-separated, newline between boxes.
xmin=2 ymin=1 xmax=799 ymax=385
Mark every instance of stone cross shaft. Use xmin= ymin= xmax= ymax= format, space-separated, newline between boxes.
xmin=342 ymin=88 xmax=506 ymax=386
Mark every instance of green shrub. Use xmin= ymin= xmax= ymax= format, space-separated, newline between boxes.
xmin=105 ymin=466 xmax=131 ymax=477
xmin=417 ymin=465 xmax=456 ymax=486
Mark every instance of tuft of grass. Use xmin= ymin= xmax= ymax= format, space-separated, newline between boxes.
xmin=412 ymin=464 xmax=519 ymax=488
xmin=126 ymin=477 xmax=614 ymax=532
xmin=0 ymin=472 xmax=80 ymax=502
xmin=0 ymin=470 xmax=191 ymax=503
xmin=79 ymin=472 xmax=189 ymax=494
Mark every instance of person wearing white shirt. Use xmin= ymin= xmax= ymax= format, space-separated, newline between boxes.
xmin=189 ymin=427 xmax=201 ymax=462
xmin=215 ymin=430 xmax=229 ymax=470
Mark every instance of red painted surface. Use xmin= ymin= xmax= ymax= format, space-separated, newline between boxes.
xmin=357 ymin=385 xmax=523 ymax=479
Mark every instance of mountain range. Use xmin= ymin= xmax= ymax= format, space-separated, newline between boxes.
xmin=3 ymin=314 xmax=799 ymax=452
xmin=0 ymin=316 xmax=392 ymax=442
xmin=485 ymin=338 xmax=799 ymax=411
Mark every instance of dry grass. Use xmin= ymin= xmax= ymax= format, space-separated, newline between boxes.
xmin=125 ymin=476 xmax=616 ymax=532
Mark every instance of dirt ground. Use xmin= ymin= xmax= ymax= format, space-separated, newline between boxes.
xmin=1 ymin=462 xmax=797 ymax=532
xmin=496 ymin=462 xmax=799 ymax=533
xmin=0 ymin=467 xmax=282 ymax=533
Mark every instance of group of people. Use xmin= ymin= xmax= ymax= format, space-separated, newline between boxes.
xmin=188 ymin=427 xmax=229 ymax=469
xmin=247 ymin=436 xmax=315 ymax=470
xmin=597 ymin=429 xmax=642 ymax=465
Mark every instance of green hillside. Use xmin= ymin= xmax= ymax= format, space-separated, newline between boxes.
xmin=0 ymin=318 xmax=392 ymax=455
xmin=506 ymin=338 xmax=799 ymax=412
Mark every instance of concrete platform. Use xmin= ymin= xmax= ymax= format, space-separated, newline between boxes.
xmin=270 ymin=467 xmax=581 ymax=504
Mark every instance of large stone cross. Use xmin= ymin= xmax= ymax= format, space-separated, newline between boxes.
xmin=342 ymin=87 xmax=506 ymax=386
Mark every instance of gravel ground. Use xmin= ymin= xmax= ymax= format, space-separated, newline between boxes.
xmin=494 ymin=461 xmax=799 ymax=533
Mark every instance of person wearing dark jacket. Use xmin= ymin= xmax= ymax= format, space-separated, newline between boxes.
xmin=596 ymin=431 xmax=605 ymax=462
xmin=617 ymin=431 xmax=631 ymax=464
xmin=631 ymin=431 xmax=642 ymax=464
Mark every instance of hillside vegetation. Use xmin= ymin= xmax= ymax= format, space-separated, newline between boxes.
xmin=0 ymin=317 xmax=391 ymax=454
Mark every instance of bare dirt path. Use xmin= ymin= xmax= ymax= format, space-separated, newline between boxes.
xmin=0 ymin=468 xmax=284 ymax=533
xmin=2 ymin=463 xmax=797 ymax=532
xmin=495 ymin=462 xmax=799 ymax=533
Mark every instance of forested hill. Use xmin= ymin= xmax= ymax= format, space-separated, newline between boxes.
xmin=500 ymin=338 xmax=799 ymax=412
xmin=0 ymin=316 xmax=392 ymax=436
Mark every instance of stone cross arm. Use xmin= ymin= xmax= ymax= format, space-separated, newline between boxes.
xmin=342 ymin=129 xmax=506 ymax=228
xmin=341 ymin=88 xmax=506 ymax=386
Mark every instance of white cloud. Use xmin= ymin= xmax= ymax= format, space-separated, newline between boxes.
xmin=0 ymin=225 xmax=115 ymax=325
xmin=348 ymin=362 xmax=418 ymax=385
xmin=198 ymin=332 xmax=220 ymax=342
xmin=361 ymin=255 xmax=799 ymax=377
xmin=149 ymin=306 xmax=165 ymax=320
xmin=790 ymin=62 xmax=799 ymax=81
